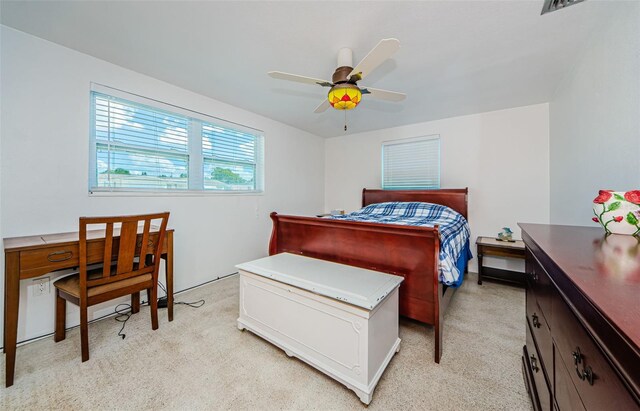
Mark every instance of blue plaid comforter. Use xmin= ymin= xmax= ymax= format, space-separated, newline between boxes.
xmin=329 ymin=202 xmax=471 ymax=286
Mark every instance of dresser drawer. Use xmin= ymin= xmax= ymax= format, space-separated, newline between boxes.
xmin=525 ymin=250 xmax=552 ymax=322
xmin=526 ymin=285 xmax=553 ymax=380
xmin=555 ymin=348 xmax=586 ymax=411
xmin=552 ymin=294 xmax=638 ymax=410
xmin=527 ymin=321 xmax=552 ymax=411
xmin=523 ymin=348 xmax=535 ymax=402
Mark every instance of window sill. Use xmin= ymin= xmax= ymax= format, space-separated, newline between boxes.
xmin=89 ymin=190 xmax=264 ymax=198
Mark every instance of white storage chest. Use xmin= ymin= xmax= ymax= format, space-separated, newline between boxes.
xmin=236 ymin=253 xmax=404 ymax=404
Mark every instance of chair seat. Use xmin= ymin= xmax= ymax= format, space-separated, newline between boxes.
xmin=54 ymin=268 xmax=152 ymax=298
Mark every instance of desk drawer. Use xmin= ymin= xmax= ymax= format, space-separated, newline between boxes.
xmin=19 ymin=233 xmax=166 ymax=279
xmin=20 ymin=245 xmax=81 ymax=278
xmin=552 ymin=294 xmax=637 ymax=410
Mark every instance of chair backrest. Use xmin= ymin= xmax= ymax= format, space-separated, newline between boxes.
xmin=78 ymin=212 xmax=170 ymax=295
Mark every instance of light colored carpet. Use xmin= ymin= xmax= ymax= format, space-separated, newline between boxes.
xmin=1 ymin=272 xmax=531 ymax=410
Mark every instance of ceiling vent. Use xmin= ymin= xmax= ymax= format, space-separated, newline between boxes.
xmin=541 ymin=0 xmax=586 ymax=15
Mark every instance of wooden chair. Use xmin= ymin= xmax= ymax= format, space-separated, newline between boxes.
xmin=53 ymin=212 xmax=170 ymax=362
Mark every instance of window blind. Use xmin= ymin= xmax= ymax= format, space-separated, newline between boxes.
xmin=202 ymin=123 xmax=258 ymax=191
xmin=92 ymin=92 xmax=190 ymax=190
xmin=89 ymin=87 xmax=264 ymax=193
xmin=382 ymin=136 xmax=440 ymax=190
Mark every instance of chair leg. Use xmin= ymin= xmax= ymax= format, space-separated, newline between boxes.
xmin=80 ymin=302 xmax=89 ymax=362
xmin=149 ymin=287 xmax=159 ymax=330
xmin=54 ymin=289 xmax=66 ymax=342
xmin=131 ymin=292 xmax=140 ymax=314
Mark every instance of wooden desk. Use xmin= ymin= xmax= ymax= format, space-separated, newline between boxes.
xmin=476 ymin=236 xmax=525 ymax=285
xmin=3 ymin=228 xmax=174 ymax=387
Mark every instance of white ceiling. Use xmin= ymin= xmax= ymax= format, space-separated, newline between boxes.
xmin=0 ymin=1 xmax=614 ymax=137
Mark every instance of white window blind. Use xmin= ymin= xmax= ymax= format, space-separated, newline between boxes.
xmin=202 ymin=123 xmax=258 ymax=191
xmin=382 ymin=136 xmax=440 ymax=190
xmin=89 ymin=86 xmax=264 ymax=193
xmin=92 ymin=92 xmax=190 ymax=190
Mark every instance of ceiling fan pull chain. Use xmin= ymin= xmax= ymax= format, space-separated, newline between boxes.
xmin=344 ymin=111 xmax=347 ymax=132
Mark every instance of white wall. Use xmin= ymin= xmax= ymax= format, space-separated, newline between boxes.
xmin=0 ymin=26 xmax=325 ymax=343
xmin=325 ymin=104 xmax=550 ymax=272
xmin=0 ymin=24 xmax=3 ymax=349
xmin=550 ymin=3 xmax=640 ymax=225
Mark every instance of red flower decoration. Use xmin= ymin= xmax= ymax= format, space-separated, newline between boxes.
xmin=592 ymin=217 xmax=599 ymax=223
xmin=624 ymin=190 xmax=640 ymax=204
xmin=614 ymin=216 xmax=624 ymax=222
xmin=593 ymin=190 xmax=613 ymax=204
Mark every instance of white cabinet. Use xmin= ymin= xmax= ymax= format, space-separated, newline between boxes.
xmin=237 ymin=253 xmax=403 ymax=404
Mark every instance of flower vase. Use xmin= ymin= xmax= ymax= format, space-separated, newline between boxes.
xmin=592 ymin=190 xmax=640 ymax=236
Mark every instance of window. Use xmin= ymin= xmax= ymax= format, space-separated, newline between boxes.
xmin=381 ymin=136 xmax=440 ymax=190
xmin=89 ymin=85 xmax=263 ymax=193
xmin=202 ymin=123 xmax=258 ymax=191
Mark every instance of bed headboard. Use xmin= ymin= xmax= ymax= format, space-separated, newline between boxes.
xmin=362 ymin=188 xmax=469 ymax=219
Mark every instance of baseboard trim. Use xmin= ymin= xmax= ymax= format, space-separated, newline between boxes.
xmin=2 ymin=272 xmax=239 ymax=350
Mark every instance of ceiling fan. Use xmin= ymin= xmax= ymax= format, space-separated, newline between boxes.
xmin=268 ymin=38 xmax=406 ymax=114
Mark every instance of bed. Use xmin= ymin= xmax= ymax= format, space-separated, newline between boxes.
xmin=268 ymin=188 xmax=470 ymax=363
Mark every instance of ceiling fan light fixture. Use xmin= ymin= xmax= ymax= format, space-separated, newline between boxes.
xmin=328 ymin=84 xmax=361 ymax=110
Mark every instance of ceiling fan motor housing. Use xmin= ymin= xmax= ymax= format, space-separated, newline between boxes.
xmin=332 ymin=66 xmax=354 ymax=84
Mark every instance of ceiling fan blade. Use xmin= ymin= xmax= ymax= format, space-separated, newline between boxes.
xmin=348 ymin=38 xmax=400 ymax=81
xmin=361 ymin=87 xmax=406 ymax=102
xmin=268 ymin=71 xmax=333 ymax=87
xmin=313 ymin=99 xmax=331 ymax=113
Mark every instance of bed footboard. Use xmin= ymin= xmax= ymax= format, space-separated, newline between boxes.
xmin=269 ymin=212 xmax=447 ymax=362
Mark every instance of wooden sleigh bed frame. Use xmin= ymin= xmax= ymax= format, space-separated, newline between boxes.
xmin=268 ymin=188 xmax=469 ymax=363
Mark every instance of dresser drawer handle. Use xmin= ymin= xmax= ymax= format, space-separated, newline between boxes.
xmin=581 ymin=366 xmax=595 ymax=386
xmin=572 ymin=347 xmax=595 ymax=386
xmin=47 ymin=250 xmax=73 ymax=262
xmin=532 ymin=313 xmax=541 ymax=328
xmin=572 ymin=347 xmax=582 ymax=368
xmin=530 ymin=354 xmax=539 ymax=373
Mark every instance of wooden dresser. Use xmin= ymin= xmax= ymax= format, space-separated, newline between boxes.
xmin=519 ymin=224 xmax=640 ymax=411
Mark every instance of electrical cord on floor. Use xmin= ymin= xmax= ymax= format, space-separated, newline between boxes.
xmin=158 ymin=281 xmax=205 ymax=308
xmin=177 ymin=300 xmax=205 ymax=308
xmin=112 ymin=281 xmax=205 ymax=339
xmin=114 ymin=303 xmax=133 ymax=339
